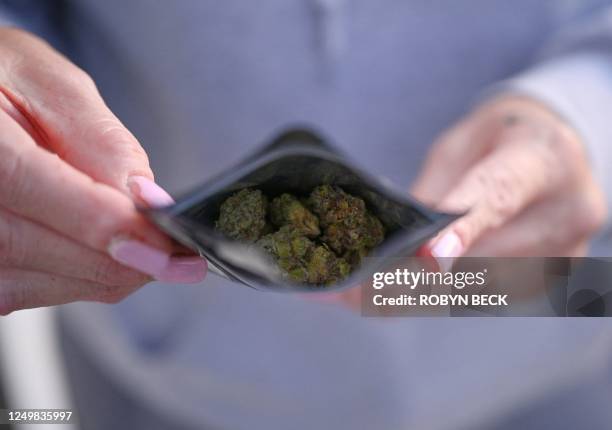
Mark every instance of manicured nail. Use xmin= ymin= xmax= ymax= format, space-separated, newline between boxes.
xmin=431 ymin=232 xmax=463 ymax=258
xmin=108 ymin=239 xmax=206 ymax=283
xmin=430 ymin=232 xmax=463 ymax=272
xmin=127 ymin=176 xmax=174 ymax=208
xmin=156 ymin=256 xmax=207 ymax=283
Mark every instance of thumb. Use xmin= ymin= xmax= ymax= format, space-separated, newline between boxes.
xmin=428 ymin=132 xmax=569 ymax=259
xmin=2 ymin=29 xmax=154 ymax=194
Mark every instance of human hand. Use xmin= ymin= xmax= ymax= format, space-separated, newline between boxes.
xmin=0 ymin=28 xmax=206 ymax=314
xmin=412 ymin=95 xmax=607 ymax=258
xmin=309 ymin=95 xmax=608 ymax=309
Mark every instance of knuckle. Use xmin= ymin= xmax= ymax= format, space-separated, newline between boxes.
xmin=11 ymin=57 xmax=99 ymax=112
xmin=92 ymin=118 xmax=141 ymax=151
xmin=477 ymin=167 xmax=521 ymax=225
xmin=50 ymin=67 xmax=98 ymax=104
xmin=69 ymin=66 xmax=98 ymax=92
xmin=73 ymin=116 xmax=151 ymax=172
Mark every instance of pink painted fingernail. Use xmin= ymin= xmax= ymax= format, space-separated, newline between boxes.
xmin=430 ymin=232 xmax=463 ymax=272
xmin=127 ymin=176 xmax=174 ymax=208
xmin=156 ymin=256 xmax=207 ymax=283
xmin=431 ymin=232 xmax=463 ymax=258
xmin=108 ymin=239 xmax=207 ymax=283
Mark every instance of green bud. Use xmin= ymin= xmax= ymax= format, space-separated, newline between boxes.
xmin=307 ymin=185 xmax=366 ymax=227
xmin=270 ymin=193 xmax=320 ymax=237
xmin=216 ymin=189 xmax=268 ymax=242
xmin=217 ymin=185 xmax=385 ymax=285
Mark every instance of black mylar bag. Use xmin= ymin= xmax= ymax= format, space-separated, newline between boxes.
xmin=144 ymin=128 xmax=458 ymax=292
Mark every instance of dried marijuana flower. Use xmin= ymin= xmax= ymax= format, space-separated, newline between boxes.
xmin=216 ymin=189 xmax=268 ymax=242
xmin=216 ymin=186 xmax=385 ymax=285
xmin=269 ymin=193 xmax=320 ymax=237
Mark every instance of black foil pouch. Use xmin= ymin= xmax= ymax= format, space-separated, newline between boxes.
xmin=144 ymin=128 xmax=458 ymax=292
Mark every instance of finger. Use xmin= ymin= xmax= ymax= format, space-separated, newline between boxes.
xmin=410 ymin=116 xmax=491 ymax=205
xmin=430 ymin=125 xmax=574 ymax=257
xmin=127 ymin=175 xmax=175 ymax=209
xmin=565 ymin=242 xmax=589 ymax=257
xmin=0 ymin=268 xmax=142 ymax=315
xmin=0 ymin=110 xmax=206 ymax=282
xmin=467 ymin=185 xmax=606 ymax=257
xmin=0 ymin=108 xmax=169 ymax=251
xmin=0 ymin=207 xmax=150 ymax=286
xmin=0 ymin=29 xmax=152 ymax=193
xmin=0 ymin=90 xmax=41 ymax=140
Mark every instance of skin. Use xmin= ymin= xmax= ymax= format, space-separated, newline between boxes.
xmin=316 ymin=95 xmax=608 ymax=307
xmin=0 ymin=28 xmax=194 ymax=314
xmin=412 ymin=95 xmax=607 ymax=257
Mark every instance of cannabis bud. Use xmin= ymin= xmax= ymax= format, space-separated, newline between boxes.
xmin=306 ymin=185 xmax=365 ymax=227
xmin=216 ymin=185 xmax=385 ymax=286
xmin=256 ymin=226 xmax=349 ymax=284
xmin=215 ymin=189 xmax=268 ymax=242
xmin=307 ymin=185 xmax=384 ymax=256
xmin=305 ymin=244 xmax=351 ymax=285
xmin=269 ymin=193 xmax=320 ymax=237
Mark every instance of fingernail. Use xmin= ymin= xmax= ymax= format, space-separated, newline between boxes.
xmin=109 ymin=239 xmax=206 ymax=283
xmin=430 ymin=232 xmax=463 ymax=272
xmin=431 ymin=232 xmax=463 ymax=258
xmin=127 ymin=176 xmax=174 ymax=208
xmin=157 ymin=256 xmax=207 ymax=283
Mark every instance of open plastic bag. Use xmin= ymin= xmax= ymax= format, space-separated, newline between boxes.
xmin=144 ymin=128 xmax=458 ymax=292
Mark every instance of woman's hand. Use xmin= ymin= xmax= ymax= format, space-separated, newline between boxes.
xmin=0 ymin=28 xmax=206 ymax=314
xmin=412 ymin=95 xmax=607 ymax=258
xmin=311 ymin=95 xmax=608 ymax=308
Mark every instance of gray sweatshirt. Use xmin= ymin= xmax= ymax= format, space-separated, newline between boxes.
xmin=3 ymin=1 xmax=612 ymax=429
